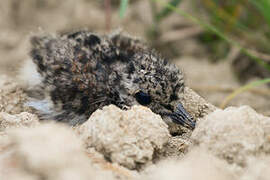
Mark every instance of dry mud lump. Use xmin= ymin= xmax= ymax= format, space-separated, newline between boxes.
xmin=77 ymin=105 xmax=170 ymax=169
xmin=0 ymin=112 xmax=39 ymax=131
xmin=240 ymin=157 xmax=270 ymax=180
xmin=192 ymin=106 xmax=270 ymax=167
xmin=0 ymin=123 xmax=118 ymax=180
xmin=141 ymin=149 xmax=235 ymax=180
xmin=0 ymin=79 xmax=31 ymax=114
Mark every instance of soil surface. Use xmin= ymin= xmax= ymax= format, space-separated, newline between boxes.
xmin=1 ymin=1 xmax=270 ymax=180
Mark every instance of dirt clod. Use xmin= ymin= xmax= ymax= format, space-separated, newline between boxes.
xmin=77 ymin=105 xmax=171 ymax=169
xmin=192 ymin=106 xmax=270 ymax=167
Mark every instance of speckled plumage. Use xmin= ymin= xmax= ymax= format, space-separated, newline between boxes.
xmin=29 ymin=30 xmax=195 ymax=129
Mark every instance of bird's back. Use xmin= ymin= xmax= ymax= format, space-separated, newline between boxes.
xmin=29 ymin=31 xmax=147 ymax=124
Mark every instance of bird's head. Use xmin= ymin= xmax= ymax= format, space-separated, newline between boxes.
xmin=108 ymin=50 xmax=196 ymax=130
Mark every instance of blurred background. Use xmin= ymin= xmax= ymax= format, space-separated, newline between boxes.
xmin=0 ymin=0 xmax=270 ymax=115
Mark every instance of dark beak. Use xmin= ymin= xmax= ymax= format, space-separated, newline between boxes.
xmin=169 ymin=103 xmax=196 ymax=130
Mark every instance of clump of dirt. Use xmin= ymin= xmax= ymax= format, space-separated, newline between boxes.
xmin=192 ymin=106 xmax=270 ymax=170
xmin=240 ymin=157 xmax=270 ymax=180
xmin=0 ymin=123 xmax=118 ymax=180
xmin=141 ymin=149 xmax=236 ymax=180
xmin=77 ymin=105 xmax=170 ymax=169
xmin=0 ymin=77 xmax=32 ymax=114
xmin=0 ymin=112 xmax=39 ymax=131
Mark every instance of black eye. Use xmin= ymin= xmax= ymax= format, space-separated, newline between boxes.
xmin=135 ymin=91 xmax=152 ymax=105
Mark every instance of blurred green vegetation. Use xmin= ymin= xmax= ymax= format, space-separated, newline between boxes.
xmin=119 ymin=0 xmax=270 ymax=72
xmin=200 ymin=0 xmax=270 ymax=51
xmin=118 ymin=0 xmax=270 ymax=103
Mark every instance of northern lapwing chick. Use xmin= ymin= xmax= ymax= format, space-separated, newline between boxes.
xmin=28 ymin=30 xmax=195 ymax=130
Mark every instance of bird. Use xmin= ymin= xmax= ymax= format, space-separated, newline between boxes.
xmin=27 ymin=30 xmax=195 ymax=130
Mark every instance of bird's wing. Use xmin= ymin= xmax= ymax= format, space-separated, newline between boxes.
xmin=29 ymin=32 xmax=114 ymax=124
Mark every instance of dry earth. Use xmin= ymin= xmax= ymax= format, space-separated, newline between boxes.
xmin=1 ymin=0 xmax=270 ymax=179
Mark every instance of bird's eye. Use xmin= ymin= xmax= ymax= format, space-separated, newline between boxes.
xmin=135 ymin=91 xmax=152 ymax=105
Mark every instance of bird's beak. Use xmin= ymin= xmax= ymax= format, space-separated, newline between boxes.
xmin=169 ymin=103 xmax=196 ymax=130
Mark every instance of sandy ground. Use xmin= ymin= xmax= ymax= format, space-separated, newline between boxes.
xmin=1 ymin=0 xmax=270 ymax=179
